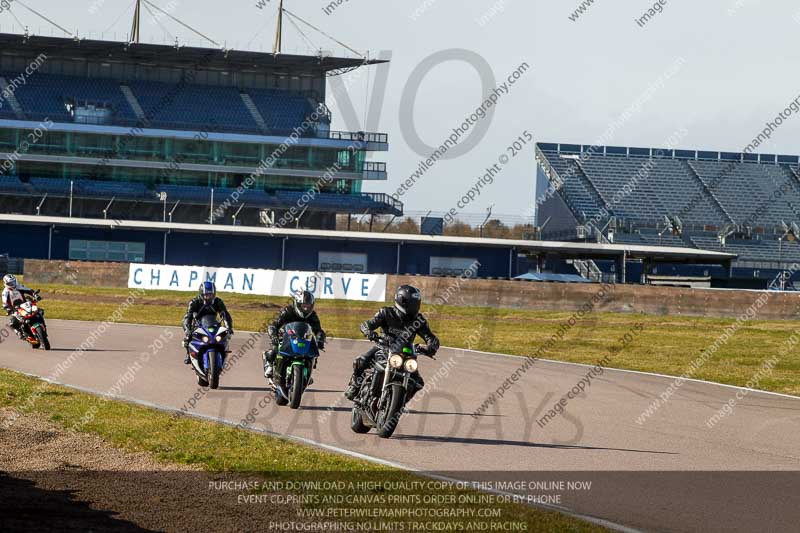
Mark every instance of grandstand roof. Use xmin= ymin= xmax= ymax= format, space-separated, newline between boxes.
xmin=0 ymin=33 xmax=384 ymax=74
xmin=0 ymin=214 xmax=737 ymax=265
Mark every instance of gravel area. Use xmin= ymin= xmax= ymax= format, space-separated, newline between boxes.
xmin=0 ymin=410 xmax=334 ymax=532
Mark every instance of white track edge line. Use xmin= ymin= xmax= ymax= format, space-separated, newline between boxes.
xmin=7 ymin=367 xmax=640 ymax=533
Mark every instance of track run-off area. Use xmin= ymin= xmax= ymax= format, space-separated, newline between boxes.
xmin=2 ymin=319 xmax=799 ymax=533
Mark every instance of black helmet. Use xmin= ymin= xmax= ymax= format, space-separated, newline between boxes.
xmin=394 ymin=285 xmax=421 ymax=319
xmin=199 ymin=281 xmax=216 ymax=303
xmin=294 ymin=290 xmax=315 ymax=318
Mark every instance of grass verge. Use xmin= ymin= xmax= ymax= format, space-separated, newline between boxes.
xmin=35 ymin=283 xmax=800 ymax=396
xmin=0 ymin=368 xmax=606 ymax=532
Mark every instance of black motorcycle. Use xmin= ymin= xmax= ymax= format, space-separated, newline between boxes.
xmin=350 ymin=336 xmax=430 ymax=439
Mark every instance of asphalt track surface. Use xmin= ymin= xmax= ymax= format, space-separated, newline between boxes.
xmin=2 ymin=319 xmax=799 ymax=533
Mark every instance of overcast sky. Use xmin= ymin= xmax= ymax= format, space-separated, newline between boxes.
xmin=6 ymin=1 xmax=800 ymax=221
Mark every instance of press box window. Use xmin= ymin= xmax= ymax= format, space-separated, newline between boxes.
xmin=318 ymin=251 xmax=367 ymax=273
xmin=69 ymin=240 xmax=145 ymax=263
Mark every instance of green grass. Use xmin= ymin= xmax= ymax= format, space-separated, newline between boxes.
xmin=0 ymin=368 xmax=606 ymax=532
xmin=36 ymin=283 xmax=800 ymax=395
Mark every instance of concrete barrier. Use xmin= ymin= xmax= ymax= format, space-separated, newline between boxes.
xmin=389 ymin=275 xmax=800 ymax=320
xmin=23 ymin=260 xmax=800 ymax=320
xmin=24 ymin=259 xmax=129 ymax=287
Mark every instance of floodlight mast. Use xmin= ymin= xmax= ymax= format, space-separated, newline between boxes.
xmin=273 ymin=0 xmax=285 ymax=55
xmin=131 ymin=0 xmax=142 ymax=44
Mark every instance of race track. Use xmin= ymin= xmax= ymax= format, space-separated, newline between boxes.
xmin=2 ymin=319 xmax=799 ymax=533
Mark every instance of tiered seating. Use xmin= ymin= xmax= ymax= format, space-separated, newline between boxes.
xmin=8 ymin=72 xmax=136 ymax=123
xmin=0 ymin=175 xmax=30 ymax=194
xmin=247 ymin=88 xmax=314 ymax=132
xmin=275 ymin=190 xmax=401 ymax=215
xmin=4 ymin=175 xmax=400 ymax=216
xmin=29 ymin=177 xmax=72 ymax=194
xmin=0 ymin=100 xmax=17 ymax=119
xmin=74 ymin=180 xmax=150 ymax=200
xmin=154 ymin=184 xmax=213 ymax=203
xmin=616 ymin=231 xmax=691 ymax=248
xmin=691 ymin=236 xmax=800 ymax=263
xmin=637 ymin=232 xmax=690 ymax=248
xmin=0 ymin=71 xmax=316 ymax=136
xmin=643 ymin=159 xmax=727 ymax=225
xmin=128 ymin=81 xmax=259 ymax=133
xmin=577 ymin=156 xmax=725 ymax=225
xmin=539 ymin=152 xmax=603 ymax=221
xmin=689 ymin=160 xmax=799 ymax=226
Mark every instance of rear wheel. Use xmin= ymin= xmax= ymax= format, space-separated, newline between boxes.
xmin=350 ymin=407 xmax=370 ymax=434
xmin=208 ymin=351 xmax=220 ymax=390
xmin=376 ymin=386 xmax=405 ymax=439
xmin=289 ymin=365 xmax=305 ymax=409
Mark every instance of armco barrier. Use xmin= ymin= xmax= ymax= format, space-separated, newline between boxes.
xmin=23 ymin=259 xmax=800 ymax=320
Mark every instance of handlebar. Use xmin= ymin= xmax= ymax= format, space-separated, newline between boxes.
xmin=369 ymin=334 xmax=434 ymax=358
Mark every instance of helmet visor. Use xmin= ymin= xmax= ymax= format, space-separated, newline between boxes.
xmin=403 ymin=299 xmax=421 ymax=317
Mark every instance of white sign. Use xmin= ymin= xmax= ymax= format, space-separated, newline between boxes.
xmin=128 ymin=264 xmax=387 ymax=302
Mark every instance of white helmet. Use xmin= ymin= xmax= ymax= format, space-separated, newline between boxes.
xmin=3 ymin=274 xmax=17 ymax=289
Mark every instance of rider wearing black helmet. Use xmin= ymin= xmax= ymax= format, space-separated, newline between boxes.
xmin=263 ymin=290 xmax=327 ymax=388
xmin=181 ymin=281 xmax=233 ymax=364
xmin=344 ymin=285 xmax=439 ymax=401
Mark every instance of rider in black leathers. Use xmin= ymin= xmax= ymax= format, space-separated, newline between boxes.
xmin=345 ymin=285 xmax=439 ymax=401
xmin=263 ymin=290 xmax=326 ymax=388
xmin=182 ymin=281 xmax=233 ymax=364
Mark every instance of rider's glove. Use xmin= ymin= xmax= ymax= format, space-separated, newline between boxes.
xmin=367 ymin=331 xmax=379 ymax=342
xmin=415 ymin=344 xmax=435 ymax=358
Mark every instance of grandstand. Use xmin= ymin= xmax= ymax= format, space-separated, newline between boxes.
xmin=536 ymin=142 xmax=800 ymax=288
xmin=0 ymin=32 xmax=399 ymax=229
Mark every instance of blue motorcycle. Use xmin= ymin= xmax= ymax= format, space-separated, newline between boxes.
xmin=274 ymin=321 xmax=320 ymax=409
xmin=187 ymin=315 xmax=231 ymax=389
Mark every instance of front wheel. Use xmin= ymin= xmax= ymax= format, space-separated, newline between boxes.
xmin=288 ymin=365 xmax=305 ymax=409
xmin=376 ymin=386 xmax=405 ymax=439
xmin=34 ymin=326 xmax=50 ymax=351
xmin=208 ymin=350 xmax=220 ymax=390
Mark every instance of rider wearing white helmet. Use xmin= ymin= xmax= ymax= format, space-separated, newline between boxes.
xmin=2 ymin=274 xmax=37 ymax=339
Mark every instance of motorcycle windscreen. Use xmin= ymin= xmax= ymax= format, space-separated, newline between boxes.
xmin=282 ymin=321 xmax=315 ymax=356
xmin=199 ymin=314 xmax=220 ymax=333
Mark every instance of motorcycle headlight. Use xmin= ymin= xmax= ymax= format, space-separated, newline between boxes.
xmin=404 ymin=359 xmax=418 ymax=373
xmin=201 ymin=335 xmax=209 ymax=343
xmin=388 ymin=354 xmax=404 ymax=368
xmin=215 ymin=335 xmax=223 ymax=342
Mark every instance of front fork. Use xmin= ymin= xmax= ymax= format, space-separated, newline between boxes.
xmin=379 ymin=368 xmax=410 ymax=406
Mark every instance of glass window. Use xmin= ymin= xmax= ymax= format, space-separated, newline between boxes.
xmin=69 ymin=240 xmax=146 ymax=263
